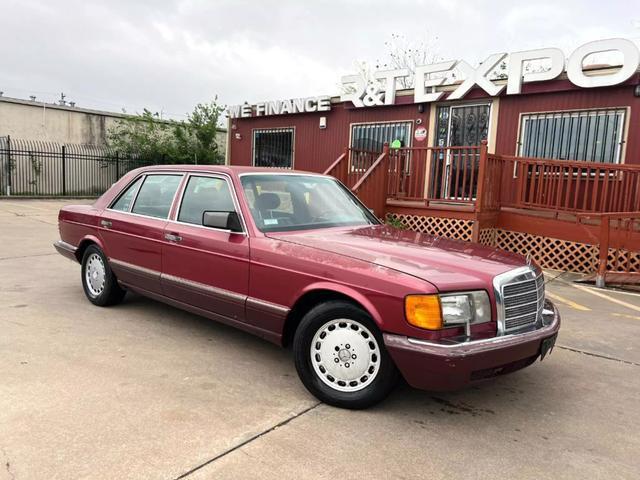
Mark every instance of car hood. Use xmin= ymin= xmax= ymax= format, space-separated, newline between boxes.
xmin=268 ymin=225 xmax=527 ymax=292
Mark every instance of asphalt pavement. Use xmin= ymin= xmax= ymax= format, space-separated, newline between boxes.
xmin=1 ymin=199 xmax=638 ymax=479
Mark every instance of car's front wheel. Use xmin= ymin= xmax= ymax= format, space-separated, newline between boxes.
xmin=293 ymin=300 xmax=398 ymax=409
xmin=81 ymin=245 xmax=126 ymax=306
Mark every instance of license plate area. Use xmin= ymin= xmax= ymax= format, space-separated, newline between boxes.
xmin=540 ymin=333 xmax=557 ymax=360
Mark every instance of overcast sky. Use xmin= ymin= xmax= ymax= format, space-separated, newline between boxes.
xmin=0 ymin=0 xmax=638 ymax=119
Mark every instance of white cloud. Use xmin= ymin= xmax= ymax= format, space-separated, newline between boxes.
xmin=0 ymin=0 xmax=637 ymax=117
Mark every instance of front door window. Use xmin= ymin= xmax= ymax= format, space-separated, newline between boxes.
xmin=177 ymin=176 xmax=235 ymax=225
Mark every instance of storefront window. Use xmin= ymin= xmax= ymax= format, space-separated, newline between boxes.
xmin=350 ymin=122 xmax=412 ymax=152
xmin=252 ymin=128 xmax=294 ymax=168
xmin=519 ymin=109 xmax=625 ymax=163
xmin=435 ymin=104 xmax=490 ymax=147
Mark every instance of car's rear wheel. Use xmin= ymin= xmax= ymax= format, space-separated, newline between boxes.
xmin=81 ymin=245 xmax=125 ymax=306
xmin=293 ymin=300 xmax=398 ymax=409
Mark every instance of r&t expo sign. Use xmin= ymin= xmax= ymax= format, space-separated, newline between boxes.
xmin=228 ymin=38 xmax=640 ymax=118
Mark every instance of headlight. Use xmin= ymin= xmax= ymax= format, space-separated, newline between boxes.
xmin=405 ymin=291 xmax=491 ymax=330
xmin=440 ymin=291 xmax=491 ymax=326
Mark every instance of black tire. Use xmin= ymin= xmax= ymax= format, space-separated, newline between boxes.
xmin=81 ymin=245 xmax=126 ymax=306
xmin=293 ymin=300 xmax=398 ymax=409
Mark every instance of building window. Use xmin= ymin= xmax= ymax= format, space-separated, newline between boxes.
xmin=518 ymin=109 xmax=626 ymax=163
xmin=350 ymin=121 xmax=412 ymax=152
xmin=253 ymin=128 xmax=294 ymax=168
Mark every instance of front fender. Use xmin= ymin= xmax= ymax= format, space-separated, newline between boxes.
xmin=294 ymin=281 xmax=385 ymax=328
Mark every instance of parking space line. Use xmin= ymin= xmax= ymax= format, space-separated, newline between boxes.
xmin=545 ymin=291 xmax=591 ymax=311
xmin=585 ymin=286 xmax=640 ymax=298
xmin=612 ymin=313 xmax=640 ymax=321
xmin=565 ymin=282 xmax=640 ymax=313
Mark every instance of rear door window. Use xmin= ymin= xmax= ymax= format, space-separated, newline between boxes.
xmin=131 ymin=175 xmax=182 ymax=219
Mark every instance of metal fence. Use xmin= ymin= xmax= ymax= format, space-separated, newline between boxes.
xmin=0 ymin=136 xmax=163 ymax=196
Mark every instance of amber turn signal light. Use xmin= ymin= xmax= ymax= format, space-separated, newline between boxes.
xmin=405 ymin=295 xmax=443 ymax=330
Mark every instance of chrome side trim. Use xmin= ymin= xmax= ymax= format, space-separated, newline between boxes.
xmin=109 ymin=258 xmax=160 ymax=279
xmin=161 ymin=273 xmax=246 ymax=305
xmin=102 ymin=258 xmax=287 ymax=316
xmin=246 ymin=297 xmax=290 ymax=316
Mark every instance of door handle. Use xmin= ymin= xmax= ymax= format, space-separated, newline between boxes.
xmin=100 ymin=220 xmax=112 ymax=228
xmin=164 ymin=233 xmax=182 ymax=242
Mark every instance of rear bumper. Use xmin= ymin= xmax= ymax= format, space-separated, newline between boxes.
xmin=384 ymin=302 xmax=561 ymax=391
xmin=53 ymin=240 xmax=78 ymax=262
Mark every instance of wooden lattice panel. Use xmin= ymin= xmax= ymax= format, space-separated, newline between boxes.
xmin=495 ymin=229 xmax=598 ymax=274
xmin=387 ymin=213 xmax=473 ymax=242
xmin=607 ymin=248 xmax=640 ymax=273
xmin=478 ymin=228 xmax=497 ymax=247
xmin=387 ymin=214 xmax=639 ymax=275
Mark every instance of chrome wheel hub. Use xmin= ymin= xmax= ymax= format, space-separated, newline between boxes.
xmin=85 ymin=253 xmax=106 ymax=297
xmin=310 ymin=319 xmax=381 ymax=392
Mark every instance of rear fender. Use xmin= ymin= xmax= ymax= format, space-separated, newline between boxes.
xmin=76 ymin=234 xmax=107 ymax=261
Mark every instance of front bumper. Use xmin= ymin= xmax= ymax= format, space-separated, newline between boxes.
xmin=384 ymin=301 xmax=561 ymax=391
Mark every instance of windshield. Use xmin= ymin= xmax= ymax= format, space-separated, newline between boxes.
xmin=240 ymin=174 xmax=379 ymax=232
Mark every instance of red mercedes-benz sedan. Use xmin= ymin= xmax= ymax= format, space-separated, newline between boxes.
xmin=54 ymin=165 xmax=560 ymax=409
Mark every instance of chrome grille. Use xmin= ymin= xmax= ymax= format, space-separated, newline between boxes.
xmin=494 ymin=267 xmax=545 ymax=333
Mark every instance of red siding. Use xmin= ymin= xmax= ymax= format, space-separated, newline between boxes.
xmin=496 ymin=82 xmax=640 ymax=164
xmin=229 ymin=100 xmax=429 ymax=173
xmin=229 ymin=73 xmax=640 ymax=170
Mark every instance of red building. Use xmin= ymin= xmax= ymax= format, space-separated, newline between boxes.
xmin=226 ymin=40 xmax=640 ymax=285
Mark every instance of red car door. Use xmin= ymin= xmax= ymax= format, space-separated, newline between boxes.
xmin=161 ymin=173 xmax=250 ymax=322
xmin=100 ymin=173 xmax=183 ymax=294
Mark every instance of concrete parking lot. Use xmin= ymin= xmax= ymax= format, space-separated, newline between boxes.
xmin=1 ymin=199 xmax=639 ymax=480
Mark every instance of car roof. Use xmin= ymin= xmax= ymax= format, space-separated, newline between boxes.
xmin=135 ymin=164 xmax=327 ymax=177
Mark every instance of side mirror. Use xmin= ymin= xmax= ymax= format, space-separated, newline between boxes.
xmin=202 ymin=211 xmax=243 ymax=232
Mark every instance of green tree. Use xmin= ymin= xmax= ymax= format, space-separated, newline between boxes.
xmin=107 ymin=98 xmax=225 ymax=165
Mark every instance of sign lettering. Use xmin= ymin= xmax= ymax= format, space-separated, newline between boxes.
xmin=229 ymin=38 xmax=640 ymax=117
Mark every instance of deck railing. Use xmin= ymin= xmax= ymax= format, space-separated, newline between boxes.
xmin=325 ymin=140 xmax=640 ymax=220
xmin=387 ymin=146 xmax=481 ymax=205
xmin=352 ymin=146 xmax=389 ymax=217
xmin=495 ymin=156 xmax=640 ymax=213
xmin=324 ymin=148 xmax=383 ymax=190
xmin=577 ymin=212 xmax=640 ymax=287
